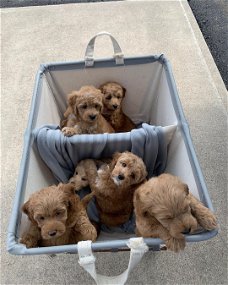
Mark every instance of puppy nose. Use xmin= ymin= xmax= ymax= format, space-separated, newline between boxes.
xmin=113 ymin=104 xmax=118 ymax=109
xmin=89 ymin=114 xmax=96 ymax=120
xmin=118 ymin=174 xmax=125 ymax=180
xmin=48 ymin=230 xmax=57 ymax=237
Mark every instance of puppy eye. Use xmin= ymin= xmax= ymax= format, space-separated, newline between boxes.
xmin=95 ymin=104 xmax=100 ymax=109
xmin=121 ymin=162 xmax=126 ymax=167
xmin=143 ymin=211 xmax=148 ymax=217
xmin=81 ymin=177 xmax=87 ymax=181
xmin=38 ymin=216 xmax=45 ymax=221
xmin=75 ymin=171 xmax=78 ymax=175
xmin=81 ymin=104 xmax=87 ymax=109
xmin=56 ymin=212 xmax=62 ymax=217
xmin=106 ymin=95 xmax=111 ymax=100
xmin=131 ymin=173 xmax=135 ymax=179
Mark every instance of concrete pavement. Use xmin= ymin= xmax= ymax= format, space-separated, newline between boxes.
xmin=1 ymin=1 xmax=227 ymax=284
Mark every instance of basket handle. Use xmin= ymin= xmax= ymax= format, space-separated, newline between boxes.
xmin=78 ymin=238 xmax=148 ymax=285
xmin=84 ymin=31 xmax=124 ymax=67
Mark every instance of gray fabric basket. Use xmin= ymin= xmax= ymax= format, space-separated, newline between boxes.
xmin=7 ymin=32 xmax=217 ymax=256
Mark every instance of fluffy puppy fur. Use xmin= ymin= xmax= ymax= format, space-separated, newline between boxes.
xmin=134 ymin=173 xmax=217 ymax=252
xmin=69 ymin=160 xmax=89 ymax=191
xmin=82 ymin=152 xmax=147 ymax=227
xmin=68 ymin=159 xmax=112 ymax=191
xmin=20 ymin=183 xmax=97 ymax=248
xmin=61 ymin=85 xmax=114 ymax=136
xmin=99 ymin=82 xmax=136 ymax=132
xmin=60 ymin=107 xmax=77 ymax=129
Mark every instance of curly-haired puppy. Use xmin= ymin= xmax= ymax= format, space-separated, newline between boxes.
xmin=68 ymin=159 xmax=112 ymax=191
xmin=62 ymin=85 xmax=114 ymax=136
xmin=82 ymin=152 xmax=147 ymax=228
xmin=69 ymin=160 xmax=89 ymax=191
xmin=20 ymin=183 xmax=97 ymax=248
xmin=99 ymin=82 xmax=136 ymax=132
xmin=134 ymin=173 xmax=217 ymax=252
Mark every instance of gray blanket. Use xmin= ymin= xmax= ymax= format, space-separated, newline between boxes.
xmin=33 ymin=123 xmax=167 ymax=182
xmin=34 ymin=123 xmax=168 ymax=234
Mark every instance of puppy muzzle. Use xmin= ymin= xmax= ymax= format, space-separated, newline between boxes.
xmin=41 ymin=222 xmax=66 ymax=240
xmin=112 ymin=176 xmax=124 ymax=187
xmin=112 ymin=104 xmax=119 ymax=110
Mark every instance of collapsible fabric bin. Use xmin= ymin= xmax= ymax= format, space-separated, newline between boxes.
xmin=8 ymin=32 xmax=217 ymax=272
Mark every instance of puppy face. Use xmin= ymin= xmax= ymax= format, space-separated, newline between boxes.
xmin=69 ymin=161 xmax=89 ymax=189
xmin=99 ymin=82 xmax=125 ymax=111
xmin=111 ymin=152 xmax=147 ymax=188
xmin=68 ymin=86 xmax=103 ymax=124
xmin=22 ymin=184 xmax=75 ymax=240
xmin=137 ymin=174 xmax=198 ymax=235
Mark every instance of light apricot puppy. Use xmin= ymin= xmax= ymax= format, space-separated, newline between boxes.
xmin=68 ymin=159 xmax=112 ymax=191
xmin=62 ymin=85 xmax=114 ymax=136
xmin=134 ymin=173 xmax=217 ymax=252
xmin=69 ymin=160 xmax=89 ymax=191
xmin=99 ymin=82 xmax=136 ymax=132
xmin=20 ymin=183 xmax=97 ymax=248
xmin=82 ymin=152 xmax=147 ymax=228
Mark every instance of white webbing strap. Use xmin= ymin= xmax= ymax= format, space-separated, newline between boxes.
xmin=78 ymin=238 xmax=149 ymax=285
xmin=85 ymin=31 xmax=124 ymax=67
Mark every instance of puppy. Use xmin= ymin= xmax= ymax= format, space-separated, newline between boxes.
xmin=69 ymin=160 xmax=89 ymax=191
xmin=61 ymin=85 xmax=114 ymax=136
xmin=99 ymin=82 xmax=136 ymax=132
xmin=20 ymin=183 xmax=97 ymax=248
xmin=68 ymin=159 xmax=112 ymax=191
xmin=82 ymin=152 xmax=147 ymax=228
xmin=134 ymin=173 xmax=217 ymax=252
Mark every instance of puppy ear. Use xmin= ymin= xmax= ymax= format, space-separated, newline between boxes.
xmin=58 ymin=183 xmax=80 ymax=209
xmin=93 ymin=90 xmax=103 ymax=113
xmin=58 ymin=183 xmax=76 ymax=196
xmin=98 ymin=97 xmax=104 ymax=113
xmin=58 ymin=183 xmax=82 ymax=227
xmin=122 ymin=87 xmax=126 ymax=97
xmin=22 ymin=200 xmax=36 ymax=224
xmin=112 ymin=152 xmax=122 ymax=161
xmin=99 ymin=84 xmax=105 ymax=94
xmin=134 ymin=189 xmax=151 ymax=214
xmin=183 ymin=184 xmax=189 ymax=195
xmin=68 ymin=91 xmax=79 ymax=108
xmin=99 ymin=102 xmax=103 ymax=113
xmin=22 ymin=200 xmax=30 ymax=216
xmin=109 ymin=152 xmax=122 ymax=171
xmin=64 ymin=105 xmax=73 ymax=118
xmin=97 ymin=90 xmax=103 ymax=99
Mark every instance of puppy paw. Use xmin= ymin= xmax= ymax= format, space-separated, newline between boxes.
xmin=197 ymin=211 xmax=217 ymax=230
xmin=166 ymin=237 xmax=186 ymax=252
xmin=20 ymin=235 xmax=38 ymax=248
xmin=62 ymin=127 xmax=77 ymax=136
xmin=81 ymin=224 xmax=97 ymax=242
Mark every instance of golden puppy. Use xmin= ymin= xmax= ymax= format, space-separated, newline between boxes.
xmin=20 ymin=183 xmax=97 ymax=248
xmin=68 ymin=159 xmax=112 ymax=191
xmin=134 ymin=173 xmax=217 ymax=252
xmin=99 ymin=82 xmax=136 ymax=132
xmin=69 ymin=160 xmax=89 ymax=191
xmin=61 ymin=85 xmax=114 ymax=136
xmin=82 ymin=152 xmax=147 ymax=228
